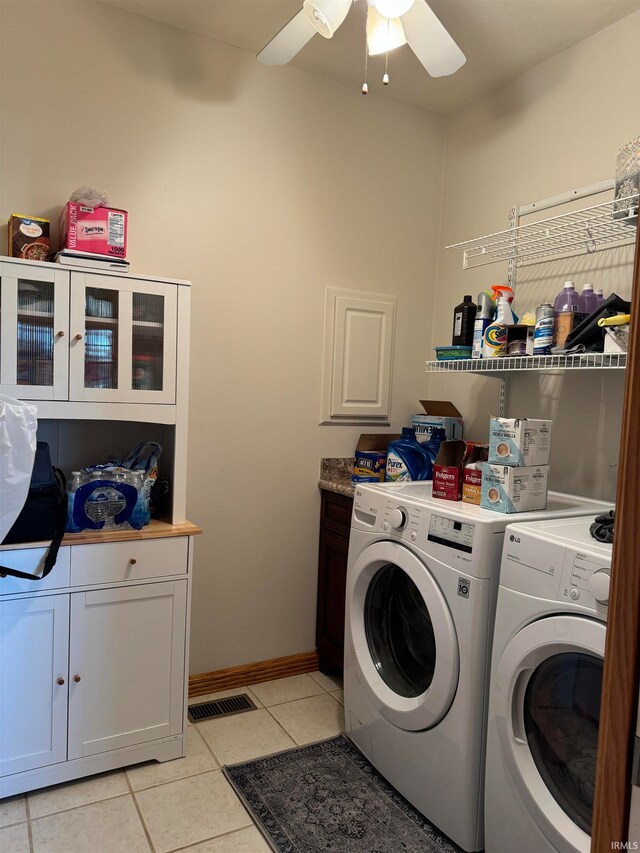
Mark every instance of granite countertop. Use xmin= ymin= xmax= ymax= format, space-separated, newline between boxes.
xmin=318 ymin=458 xmax=355 ymax=498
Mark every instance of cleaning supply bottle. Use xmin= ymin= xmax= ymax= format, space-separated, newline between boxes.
xmin=596 ymin=288 xmax=605 ymax=305
xmin=483 ymin=295 xmax=514 ymax=358
xmin=553 ymin=280 xmax=581 ymax=348
xmin=491 ymin=285 xmax=519 ymax=323
xmin=472 ymin=291 xmax=494 ymax=359
xmin=578 ymin=282 xmax=599 ymax=318
xmin=385 ymin=428 xmax=433 ymax=482
xmin=451 ymin=296 xmax=476 ymax=347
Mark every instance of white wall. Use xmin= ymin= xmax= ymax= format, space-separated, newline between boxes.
xmin=431 ymin=11 xmax=640 ymax=501
xmin=0 ymin=0 xmax=445 ymax=672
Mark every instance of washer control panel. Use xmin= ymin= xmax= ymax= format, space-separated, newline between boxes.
xmin=427 ymin=515 xmax=475 ymax=554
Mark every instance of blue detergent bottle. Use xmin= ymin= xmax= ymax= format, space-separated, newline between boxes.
xmin=385 ymin=428 xmax=433 ymax=482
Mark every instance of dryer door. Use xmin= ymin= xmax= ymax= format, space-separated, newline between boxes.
xmin=348 ymin=540 xmax=459 ymax=731
xmin=494 ymin=615 xmax=605 ymax=853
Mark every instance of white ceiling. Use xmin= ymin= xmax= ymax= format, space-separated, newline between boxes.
xmin=102 ymin=0 xmax=640 ymax=113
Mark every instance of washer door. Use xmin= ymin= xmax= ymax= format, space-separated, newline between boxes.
xmin=348 ymin=540 xmax=459 ymax=731
xmin=494 ymin=615 xmax=605 ymax=853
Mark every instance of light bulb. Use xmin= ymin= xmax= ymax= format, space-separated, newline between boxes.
xmin=373 ymin=0 xmax=414 ymax=18
xmin=366 ymin=7 xmax=407 ymax=56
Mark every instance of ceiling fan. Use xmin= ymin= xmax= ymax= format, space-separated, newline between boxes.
xmin=257 ymin=0 xmax=466 ymax=79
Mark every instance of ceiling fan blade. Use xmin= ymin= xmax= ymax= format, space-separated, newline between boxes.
xmin=401 ymin=0 xmax=466 ymax=77
xmin=257 ymin=8 xmax=316 ymax=65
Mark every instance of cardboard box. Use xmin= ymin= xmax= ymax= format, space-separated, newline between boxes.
xmin=8 ymin=214 xmax=50 ymax=261
xmin=411 ymin=401 xmax=463 ymax=443
xmin=489 ymin=417 xmax=552 ymax=467
xmin=462 ymin=444 xmax=489 ymax=506
xmin=59 ymin=202 xmax=128 ymax=259
xmin=352 ymin=434 xmax=400 ymax=483
xmin=481 ymin=463 xmax=549 ymax=513
xmin=433 ymin=440 xmax=472 ymax=502
xmin=506 ymin=325 xmax=534 ymax=357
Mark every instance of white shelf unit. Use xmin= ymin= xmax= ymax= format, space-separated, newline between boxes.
xmin=425 ymin=352 xmax=627 ymax=375
xmin=437 ymin=180 xmax=636 ymax=414
xmin=446 ymin=180 xmax=638 ymax=270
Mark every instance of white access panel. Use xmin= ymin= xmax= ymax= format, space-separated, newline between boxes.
xmin=320 ymin=287 xmax=396 ymax=424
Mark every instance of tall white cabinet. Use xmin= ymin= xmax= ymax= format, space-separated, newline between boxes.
xmin=0 ymin=255 xmax=199 ymax=798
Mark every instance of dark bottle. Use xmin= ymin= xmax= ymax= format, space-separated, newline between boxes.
xmin=452 ymin=295 xmax=477 ymax=347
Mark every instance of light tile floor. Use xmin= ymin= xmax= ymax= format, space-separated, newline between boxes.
xmin=0 ymin=672 xmax=344 ymax=853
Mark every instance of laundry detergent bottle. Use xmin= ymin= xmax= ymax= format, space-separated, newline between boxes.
xmin=385 ymin=428 xmax=433 ymax=482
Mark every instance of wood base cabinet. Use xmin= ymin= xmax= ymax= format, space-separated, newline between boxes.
xmin=316 ymin=490 xmax=353 ymax=676
xmin=0 ymin=530 xmax=196 ymax=799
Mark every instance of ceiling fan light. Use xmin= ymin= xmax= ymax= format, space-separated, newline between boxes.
xmin=303 ymin=0 xmax=351 ymax=38
xmin=373 ymin=0 xmax=415 ymax=18
xmin=366 ymin=7 xmax=407 ymax=56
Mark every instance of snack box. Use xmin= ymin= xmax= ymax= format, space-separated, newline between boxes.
xmin=352 ymin=433 xmax=400 ymax=483
xmin=59 ymin=201 xmax=128 ymax=259
xmin=8 ymin=214 xmax=50 ymax=261
xmin=488 ymin=417 xmax=552 ymax=467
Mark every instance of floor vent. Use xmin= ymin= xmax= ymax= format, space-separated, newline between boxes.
xmin=188 ymin=693 xmax=257 ymax=723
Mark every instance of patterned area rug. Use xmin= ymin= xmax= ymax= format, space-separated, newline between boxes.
xmin=223 ymin=734 xmax=462 ymax=853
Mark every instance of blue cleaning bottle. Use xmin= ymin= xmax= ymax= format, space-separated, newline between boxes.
xmin=385 ymin=428 xmax=433 ymax=482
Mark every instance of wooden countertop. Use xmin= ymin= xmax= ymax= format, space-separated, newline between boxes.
xmin=0 ymin=520 xmax=202 ymax=551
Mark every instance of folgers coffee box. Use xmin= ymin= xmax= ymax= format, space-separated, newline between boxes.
xmin=411 ymin=400 xmax=463 ymax=443
xmin=59 ymin=202 xmax=128 ymax=258
xmin=462 ymin=444 xmax=489 ymax=506
xmin=481 ymin=463 xmax=549 ymax=513
xmin=352 ymin=434 xmax=400 ymax=483
xmin=488 ymin=417 xmax=552 ymax=467
xmin=432 ymin=440 xmax=473 ymax=502
xmin=8 ymin=214 xmax=50 ymax=261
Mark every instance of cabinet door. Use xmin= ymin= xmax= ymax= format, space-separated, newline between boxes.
xmin=0 ymin=262 xmax=69 ymax=399
xmin=316 ymin=528 xmax=349 ymax=675
xmin=0 ymin=595 xmax=69 ymax=775
xmin=68 ymin=274 xmax=177 ymax=404
xmin=67 ymin=580 xmax=187 ymax=759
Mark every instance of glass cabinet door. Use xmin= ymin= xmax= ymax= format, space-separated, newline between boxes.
xmin=0 ymin=263 xmax=69 ymax=400
xmin=69 ymin=274 xmax=177 ymax=404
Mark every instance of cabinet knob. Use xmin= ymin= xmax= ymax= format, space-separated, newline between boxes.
xmin=129 ymin=558 xmax=137 ymax=566
xmin=56 ymin=330 xmax=65 ymax=338
xmin=56 ymin=677 xmax=65 ymax=686
xmin=73 ymin=674 xmax=82 ymax=683
xmin=74 ymin=333 xmax=84 ymax=341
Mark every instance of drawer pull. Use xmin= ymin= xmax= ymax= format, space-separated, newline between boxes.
xmin=129 ymin=558 xmax=137 ymax=566
xmin=73 ymin=674 xmax=82 ymax=683
xmin=56 ymin=677 xmax=65 ymax=686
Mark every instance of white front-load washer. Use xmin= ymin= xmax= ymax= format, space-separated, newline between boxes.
xmin=484 ymin=516 xmax=613 ymax=853
xmin=344 ymin=482 xmax=612 ymax=853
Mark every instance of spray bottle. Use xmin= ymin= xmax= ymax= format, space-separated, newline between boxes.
xmin=483 ymin=295 xmax=515 ymax=358
xmin=472 ymin=290 xmax=494 ymax=359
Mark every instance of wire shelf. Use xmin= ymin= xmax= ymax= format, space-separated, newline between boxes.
xmin=446 ymin=193 xmax=638 ymax=269
xmin=425 ymin=353 xmax=627 ymax=375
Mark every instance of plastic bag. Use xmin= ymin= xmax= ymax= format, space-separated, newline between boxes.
xmin=0 ymin=394 xmax=38 ymax=543
xmin=120 ymin=442 xmax=162 ymax=525
xmin=68 ymin=186 xmax=110 ymax=208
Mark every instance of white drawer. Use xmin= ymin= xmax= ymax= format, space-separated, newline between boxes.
xmin=0 ymin=547 xmax=71 ymax=595
xmin=70 ymin=537 xmax=188 ymax=586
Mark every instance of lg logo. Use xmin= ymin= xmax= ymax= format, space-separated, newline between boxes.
xmin=509 ymin=534 xmax=521 ymax=543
